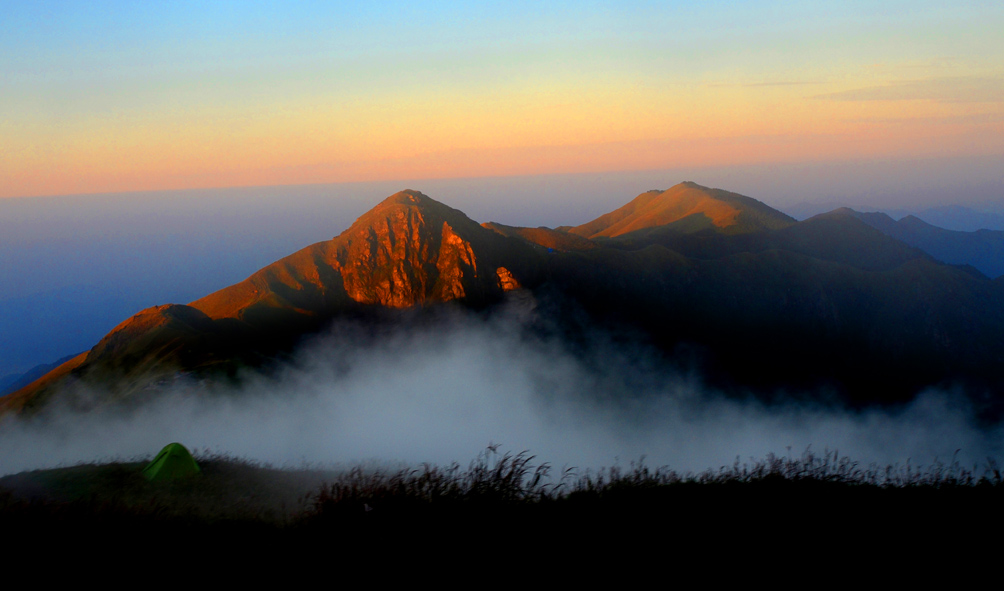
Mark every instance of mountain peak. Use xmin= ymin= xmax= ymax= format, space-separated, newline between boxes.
xmin=348 ymin=189 xmax=475 ymax=233
xmin=191 ymin=190 xmax=533 ymax=322
xmin=570 ymin=182 xmax=794 ymax=239
xmin=379 ymin=189 xmax=435 ymax=207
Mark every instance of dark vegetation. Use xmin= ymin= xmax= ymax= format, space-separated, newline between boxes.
xmin=3 ymin=446 xmax=1002 ymax=559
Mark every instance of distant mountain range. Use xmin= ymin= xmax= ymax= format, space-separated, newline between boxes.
xmin=836 ymin=209 xmax=1004 ymax=279
xmin=5 ymin=183 xmax=1004 ymax=416
xmin=785 ymin=203 xmax=1004 ymax=278
xmin=786 ymin=202 xmax=1004 ymax=232
xmin=0 ymin=354 xmax=77 ymax=397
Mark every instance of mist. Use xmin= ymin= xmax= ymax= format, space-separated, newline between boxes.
xmin=1 ymin=296 xmax=1000 ymax=478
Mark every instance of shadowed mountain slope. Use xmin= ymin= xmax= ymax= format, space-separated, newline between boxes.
xmin=570 ymin=182 xmax=795 ymax=239
xmin=482 ymin=222 xmax=598 ymax=252
xmin=0 ymin=304 xmax=243 ymax=414
xmin=836 ymin=209 xmax=1004 ymax=278
xmin=551 ymin=243 xmax=1004 ymax=401
xmin=604 ymin=208 xmax=935 ymax=273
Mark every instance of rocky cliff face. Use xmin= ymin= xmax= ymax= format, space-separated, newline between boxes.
xmin=191 ymin=190 xmax=537 ymax=324
xmin=324 ymin=190 xmax=538 ymax=307
xmin=333 ymin=192 xmax=483 ymax=307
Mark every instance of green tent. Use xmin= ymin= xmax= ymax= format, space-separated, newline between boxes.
xmin=142 ymin=442 xmax=201 ymax=481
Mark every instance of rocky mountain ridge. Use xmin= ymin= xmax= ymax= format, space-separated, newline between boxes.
xmin=5 ymin=182 xmax=1003 ymax=416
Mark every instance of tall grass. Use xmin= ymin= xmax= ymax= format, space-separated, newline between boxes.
xmin=305 ymin=445 xmax=566 ymax=521
xmin=4 ymin=446 xmax=1002 ymax=545
xmin=316 ymin=446 xmax=1002 ymax=500
xmin=303 ymin=445 xmax=1004 ymax=521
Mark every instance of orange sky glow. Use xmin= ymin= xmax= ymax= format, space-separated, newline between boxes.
xmin=3 ymin=2 xmax=1002 ymax=199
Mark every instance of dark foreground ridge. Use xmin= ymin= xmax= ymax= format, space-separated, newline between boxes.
xmin=3 ymin=447 xmax=1003 ymax=562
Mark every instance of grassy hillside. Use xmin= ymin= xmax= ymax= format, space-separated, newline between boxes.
xmin=4 ymin=447 xmax=1002 ymax=560
xmin=571 ymin=182 xmax=795 ymax=239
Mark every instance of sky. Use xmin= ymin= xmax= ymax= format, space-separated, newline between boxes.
xmin=3 ymin=1 xmax=1003 ymax=200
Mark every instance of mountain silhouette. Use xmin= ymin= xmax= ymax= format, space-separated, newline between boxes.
xmin=831 ymin=208 xmax=1004 ymax=278
xmin=5 ymin=185 xmax=1004 ymax=416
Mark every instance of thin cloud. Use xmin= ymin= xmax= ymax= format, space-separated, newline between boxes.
xmin=843 ymin=112 xmax=1004 ymax=125
xmin=706 ymin=80 xmax=822 ymax=88
xmin=813 ymin=77 xmax=1004 ymax=104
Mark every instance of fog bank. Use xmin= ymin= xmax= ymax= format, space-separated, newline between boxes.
xmin=1 ymin=301 xmax=999 ymax=477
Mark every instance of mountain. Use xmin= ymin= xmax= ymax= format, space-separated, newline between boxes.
xmin=0 ymin=354 xmax=81 ymax=397
xmin=909 ymin=205 xmax=1004 ymax=233
xmin=783 ymin=203 xmax=1004 ymax=232
xmin=542 ymin=216 xmax=1004 ymax=405
xmin=481 ymin=222 xmax=598 ymax=252
xmin=598 ymin=206 xmax=936 ymax=272
xmin=569 ymin=181 xmax=795 ymax=239
xmin=2 ymin=190 xmax=544 ymax=413
xmin=191 ymin=190 xmax=538 ymax=322
xmin=835 ymin=209 xmax=1004 ymax=278
xmin=5 ymin=185 xmax=1004 ymax=416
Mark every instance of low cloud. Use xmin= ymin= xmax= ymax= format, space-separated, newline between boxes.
xmin=813 ymin=77 xmax=1004 ymax=104
xmin=842 ymin=112 xmax=1004 ymax=126
xmin=705 ymin=80 xmax=823 ymax=88
xmin=1 ymin=298 xmax=1000 ymax=477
